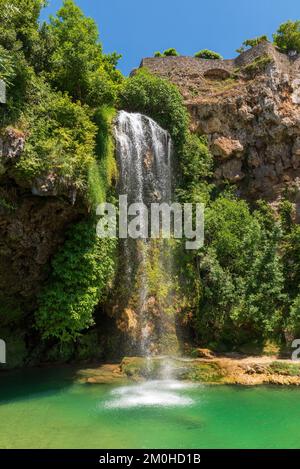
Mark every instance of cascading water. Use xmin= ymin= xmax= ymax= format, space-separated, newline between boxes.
xmin=103 ymin=111 xmax=194 ymax=409
xmin=115 ymin=111 xmax=175 ymax=357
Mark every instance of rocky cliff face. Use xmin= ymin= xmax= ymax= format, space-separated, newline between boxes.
xmin=142 ymin=42 xmax=300 ymax=210
xmin=0 ymin=128 xmax=85 ymax=366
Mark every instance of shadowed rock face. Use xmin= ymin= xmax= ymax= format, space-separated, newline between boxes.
xmin=0 ymin=190 xmax=81 ymax=302
xmin=0 ymin=128 xmax=86 ymax=309
xmin=141 ymin=42 xmax=300 ymax=208
xmin=0 ymin=130 xmax=86 ymax=367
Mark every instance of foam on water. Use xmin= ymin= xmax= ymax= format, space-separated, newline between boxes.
xmin=103 ymin=380 xmax=195 ymax=409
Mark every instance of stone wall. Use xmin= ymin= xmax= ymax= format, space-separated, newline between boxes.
xmin=138 ymin=43 xmax=300 ymax=207
xmin=140 ymin=41 xmax=292 ymax=81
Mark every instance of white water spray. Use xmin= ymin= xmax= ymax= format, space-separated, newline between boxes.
xmin=115 ymin=111 xmax=173 ymax=356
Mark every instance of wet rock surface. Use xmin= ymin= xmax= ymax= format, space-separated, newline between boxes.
xmin=78 ymin=355 xmax=300 ymax=386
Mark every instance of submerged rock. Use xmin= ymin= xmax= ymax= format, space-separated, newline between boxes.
xmin=77 ymin=364 xmax=128 ymax=385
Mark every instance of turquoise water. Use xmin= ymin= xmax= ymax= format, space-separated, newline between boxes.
xmin=0 ymin=367 xmax=300 ymax=449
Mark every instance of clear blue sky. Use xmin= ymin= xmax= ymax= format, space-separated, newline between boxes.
xmin=41 ymin=0 xmax=300 ymax=75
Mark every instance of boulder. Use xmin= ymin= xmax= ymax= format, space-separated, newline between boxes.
xmin=212 ymin=136 xmax=244 ymax=159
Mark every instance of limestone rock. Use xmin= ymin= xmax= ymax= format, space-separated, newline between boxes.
xmin=292 ymin=78 xmax=300 ymax=104
xmin=215 ymin=158 xmax=245 ymax=182
xmin=212 ymin=136 xmax=244 ymax=159
xmin=193 ymin=348 xmax=215 ymax=359
xmin=0 ymin=128 xmax=25 ymax=163
xmin=143 ymin=42 xmax=300 ymax=203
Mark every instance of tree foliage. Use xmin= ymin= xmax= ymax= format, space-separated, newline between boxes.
xmin=47 ymin=0 xmax=122 ymax=106
xmin=154 ymin=48 xmax=180 ymax=57
xmin=0 ymin=0 xmax=120 ymax=346
xmin=36 ymin=220 xmax=116 ymax=342
xmin=236 ymin=35 xmax=269 ymax=53
xmin=15 ymin=86 xmax=97 ymax=190
xmin=119 ymin=68 xmax=189 ymax=145
xmin=194 ymin=49 xmax=223 ymax=59
xmin=273 ymin=20 xmax=300 ymax=53
xmin=195 ymin=197 xmax=284 ymax=346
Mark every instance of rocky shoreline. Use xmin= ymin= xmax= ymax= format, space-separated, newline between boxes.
xmin=77 ymin=355 xmax=300 ymax=386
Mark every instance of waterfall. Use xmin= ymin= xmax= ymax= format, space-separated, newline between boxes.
xmin=115 ymin=111 xmax=172 ymax=211
xmin=114 ymin=111 xmax=176 ymax=357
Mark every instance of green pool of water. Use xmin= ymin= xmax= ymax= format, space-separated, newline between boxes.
xmin=0 ymin=366 xmax=299 ymax=449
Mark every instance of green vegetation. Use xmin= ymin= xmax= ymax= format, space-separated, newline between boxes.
xmin=0 ymin=45 xmax=15 ymax=84
xmin=236 ymin=35 xmax=269 ymax=53
xmin=194 ymin=49 xmax=223 ymax=59
xmin=176 ymin=133 xmax=213 ymax=205
xmin=15 ymin=88 xmax=97 ymax=190
xmin=184 ymin=362 xmax=224 ymax=383
xmin=273 ymin=20 xmax=300 ymax=53
xmin=154 ymin=48 xmax=180 ymax=57
xmin=119 ymin=68 xmax=188 ymax=145
xmin=88 ymin=105 xmax=118 ymax=206
xmin=195 ymin=198 xmax=284 ymax=347
xmin=2 ymin=1 xmax=300 ymax=359
xmin=36 ymin=220 xmax=116 ymax=342
xmin=0 ymin=0 xmax=121 ymax=350
xmin=236 ymin=21 xmax=300 ymax=55
xmin=239 ymin=54 xmax=273 ymax=77
xmin=46 ymin=0 xmax=122 ymax=106
xmin=269 ymin=361 xmax=300 ymax=376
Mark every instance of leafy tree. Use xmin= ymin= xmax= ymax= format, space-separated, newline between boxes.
xmin=0 ymin=0 xmax=48 ymax=122
xmin=0 ymin=45 xmax=15 ymax=84
xmin=176 ymin=133 xmax=213 ymax=205
xmin=47 ymin=0 xmax=122 ymax=105
xmin=279 ymin=200 xmax=294 ymax=234
xmin=273 ymin=20 xmax=300 ymax=53
xmin=195 ymin=197 xmax=284 ymax=346
xmin=154 ymin=51 xmax=163 ymax=57
xmin=0 ymin=0 xmax=46 ymax=58
xmin=15 ymin=84 xmax=97 ymax=191
xmin=282 ymin=226 xmax=300 ymax=300
xmin=236 ymin=35 xmax=269 ymax=54
xmin=286 ymin=295 xmax=300 ymax=338
xmin=119 ymin=68 xmax=189 ymax=145
xmin=194 ymin=49 xmax=223 ymax=59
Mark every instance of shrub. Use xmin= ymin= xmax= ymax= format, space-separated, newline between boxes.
xmin=195 ymin=197 xmax=284 ymax=345
xmin=14 ymin=84 xmax=97 ymax=191
xmin=0 ymin=45 xmax=15 ymax=84
xmin=176 ymin=133 xmax=213 ymax=204
xmin=153 ymin=49 xmax=179 ymax=57
xmin=273 ymin=20 xmax=300 ymax=53
xmin=119 ymin=68 xmax=189 ymax=145
xmin=36 ymin=220 xmax=116 ymax=342
xmin=236 ymin=35 xmax=269 ymax=54
xmin=241 ymin=54 xmax=272 ymax=77
xmin=194 ymin=49 xmax=223 ymax=59
xmin=162 ymin=48 xmax=180 ymax=56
